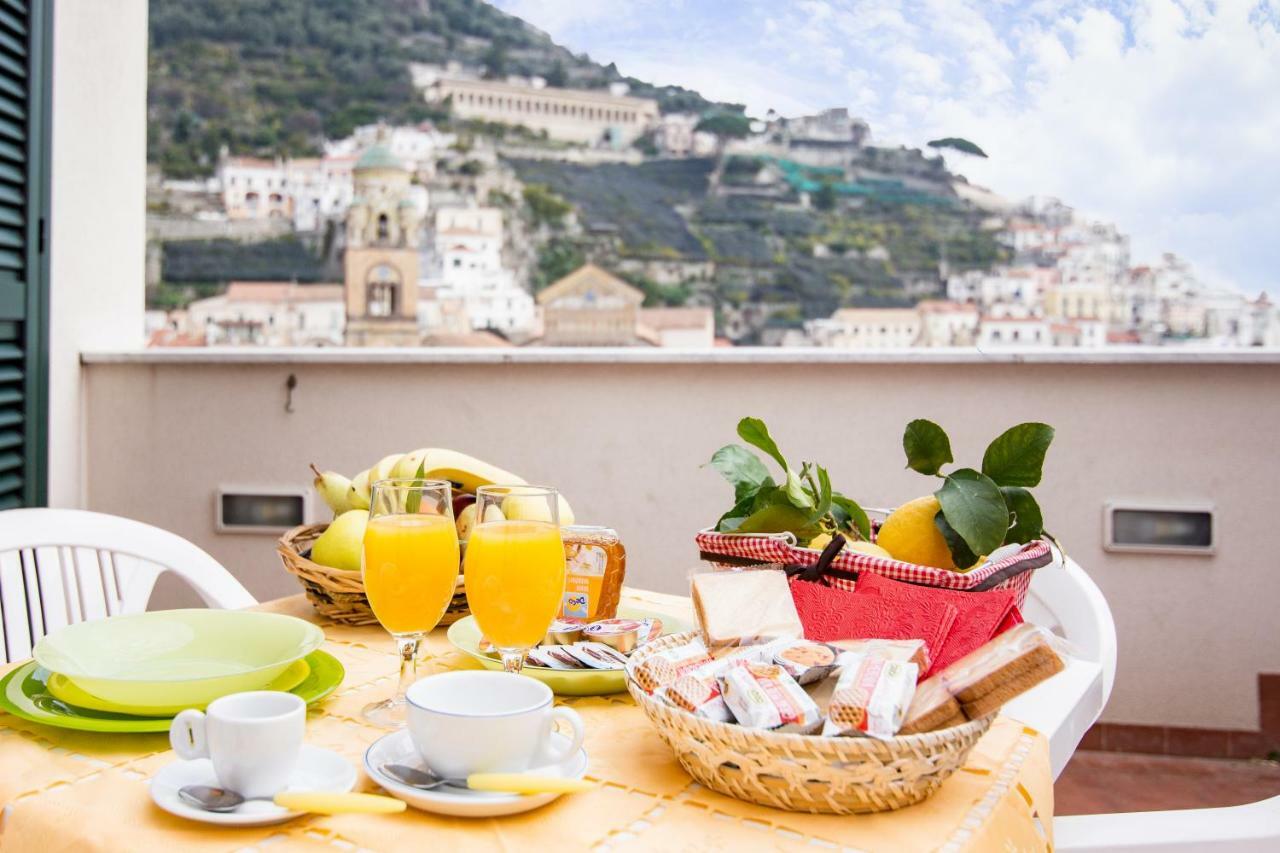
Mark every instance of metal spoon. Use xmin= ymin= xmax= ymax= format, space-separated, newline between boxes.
xmin=380 ymin=763 xmax=469 ymax=791
xmin=178 ymin=784 xmax=263 ymax=812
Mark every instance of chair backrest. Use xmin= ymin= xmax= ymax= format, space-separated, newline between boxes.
xmin=1022 ymin=551 xmax=1118 ymax=708
xmin=0 ymin=508 xmax=256 ymax=663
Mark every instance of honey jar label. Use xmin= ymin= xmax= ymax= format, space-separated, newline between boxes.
xmin=562 ymin=542 xmax=607 ymax=619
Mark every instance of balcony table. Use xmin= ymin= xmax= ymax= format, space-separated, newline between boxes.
xmin=0 ymin=588 xmax=1061 ymax=852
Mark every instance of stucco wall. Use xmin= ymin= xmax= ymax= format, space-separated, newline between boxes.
xmin=47 ymin=0 xmax=148 ymax=506
xmin=81 ymin=351 xmax=1280 ymax=731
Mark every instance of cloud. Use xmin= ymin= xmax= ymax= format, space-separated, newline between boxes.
xmin=493 ymin=0 xmax=1280 ymax=294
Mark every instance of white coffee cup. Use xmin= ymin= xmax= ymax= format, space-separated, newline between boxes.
xmin=170 ymin=691 xmax=305 ymax=799
xmin=405 ymin=671 xmax=585 ymax=779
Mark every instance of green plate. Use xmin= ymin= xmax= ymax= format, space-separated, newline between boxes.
xmin=446 ymin=607 xmax=690 ymax=696
xmin=46 ymin=657 xmax=312 ymax=716
xmin=0 ymin=650 xmax=344 ymax=734
xmin=32 ymin=609 xmax=325 ymax=708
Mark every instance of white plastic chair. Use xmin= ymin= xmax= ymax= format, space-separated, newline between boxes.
xmin=1055 ymin=797 xmax=1280 ymax=851
xmin=1004 ymin=553 xmax=1117 ymax=778
xmin=0 ymin=508 xmax=256 ymax=663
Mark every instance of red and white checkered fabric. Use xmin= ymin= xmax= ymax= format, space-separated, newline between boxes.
xmin=694 ymin=528 xmax=1053 ymax=608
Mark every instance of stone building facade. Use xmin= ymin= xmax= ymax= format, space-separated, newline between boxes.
xmin=344 ymin=144 xmax=423 ymax=346
xmin=424 ymin=77 xmax=659 ymax=146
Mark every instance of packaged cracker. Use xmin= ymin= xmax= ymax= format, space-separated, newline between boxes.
xmin=544 ymin=618 xmax=586 ymax=646
xmin=564 ymin=641 xmax=629 ymax=670
xmin=898 ymin=674 xmax=964 ymax=734
xmin=560 ymin=526 xmax=626 ymax=620
xmin=526 ymin=645 xmax=588 ymax=670
xmin=721 ymin=662 xmax=823 ymax=733
xmin=629 ymin=637 xmax=714 ymax=694
xmin=823 ymin=654 xmax=919 ymax=739
xmin=691 ymin=569 xmax=803 ymax=648
xmin=829 ymin=638 xmax=930 ymax=675
xmin=938 ymin=623 xmax=1065 ymax=719
xmin=772 ymin=639 xmax=840 ymax=685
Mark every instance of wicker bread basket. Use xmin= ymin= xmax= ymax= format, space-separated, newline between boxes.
xmin=277 ymin=523 xmax=468 ymax=627
xmin=627 ymin=631 xmax=993 ymax=814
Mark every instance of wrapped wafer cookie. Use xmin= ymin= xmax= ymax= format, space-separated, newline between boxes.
xmin=772 ymin=639 xmax=840 ymax=685
xmin=721 ymin=662 xmax=823 ymax=733
xmin=823 ymin=653 xmax=919 ymax=739
xmin=938 ymin=623 xmax=1065 ymax=719
xmin=628 ymin=637 xmax=714 ymax=694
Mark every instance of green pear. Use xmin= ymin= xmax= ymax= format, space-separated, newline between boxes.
xmin=310 ymin=509 xmax=368 ymax=572
xmin=310 ymin=464 xmax=353 ymax=516
xmin=347 ymin=469 xmax=372 ymax=510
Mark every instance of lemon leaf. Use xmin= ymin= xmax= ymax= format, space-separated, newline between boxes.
xmin=904 ymin=419 xmax=953 ymax=476
xmin=935 ymin=468 xmax=1008 ymax=556
xmin=934 ymin=510 xmax=979 ymax=569
xmin=1001 ymin=486 xmax=1044 ymax=544
xmin=707 ymin=444 xmax=774 ymax=502
xmin=832 ymin=493 xmax=871 ymax=540
xmin=982 ymin=423 xmax=1054 ymax=487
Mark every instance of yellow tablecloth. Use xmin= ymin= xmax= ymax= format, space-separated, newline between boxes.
xmin=0 ymin=590 xmax=1054 ymax=852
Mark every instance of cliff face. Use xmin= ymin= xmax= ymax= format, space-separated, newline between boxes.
xmin=148 ymin=0 xmax=731 ymax=178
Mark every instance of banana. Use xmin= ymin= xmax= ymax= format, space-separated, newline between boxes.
xmin=309 ymin=464 xmax=354 ymax=517
xmin=396 ymin=448 xmax=527 ymax=494
xmin=369 ymin=453 xmax=405 ymax=485
xmin=347 ymin=469 xmax=372 ymax=510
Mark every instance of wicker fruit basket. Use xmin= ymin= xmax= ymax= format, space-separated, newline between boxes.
xmin=627 ymin=631 xmax=993 ymax=814
xmin=277 ymin=523 xmax=469 ymax=627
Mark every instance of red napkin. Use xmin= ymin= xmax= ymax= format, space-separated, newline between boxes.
xmin=852 ymin=572 xmax=1019 ymax=675
xmin=789 ymin=577 xmax=957 ymax=671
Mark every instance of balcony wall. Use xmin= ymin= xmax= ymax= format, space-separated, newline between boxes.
xmin=81 ymin=348 xmax=1280 ymax=731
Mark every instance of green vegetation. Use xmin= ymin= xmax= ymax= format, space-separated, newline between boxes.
xmin=161 ymin=237 xmax=327 ymax=284
xmin=533 ymin=238 xmax=585 ymax=290
xmin=522 ymin=184 xmax=573 ymax=227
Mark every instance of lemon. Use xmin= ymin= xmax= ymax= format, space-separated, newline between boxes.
xmin=875 ymin=496 xmax=957 ymax=570
xmin=845 ymin=540 xmax=894 ymax=559
xmin=807 ymin=533 xmax=833 ymax=551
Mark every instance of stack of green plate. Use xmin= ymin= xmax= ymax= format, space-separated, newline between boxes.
xmin=0 ymin=610 xmax=344 ymax=733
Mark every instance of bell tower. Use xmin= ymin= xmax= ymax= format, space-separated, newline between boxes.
xmin=344 ymin=138 xmax=423 ymax=346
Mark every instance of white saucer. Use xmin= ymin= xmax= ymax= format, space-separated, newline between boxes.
xmin=150 ymin=744 xmax=357 ymax=827
xmin=363 ymin=729 xmax=588 ymax=817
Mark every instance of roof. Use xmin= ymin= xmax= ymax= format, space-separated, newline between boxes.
xmin=222 ymin=156 xmax=278 ymax=170
xmin=536 ymin=263 xmax=644 ymax=307
xmin=638 ymin=307 xmax=713 ymax=330
xmin=917 ymin=299 xmax=978 ymax=314
xmin=355 ymin=144 xmax=404 ymax=172
xmin=423 ymin=331 xmax=514 ymax=348
xmin=831 ymin=308 xmax=919 ymax=324
xmin=225 ymin=282 xmax=344 ymax=303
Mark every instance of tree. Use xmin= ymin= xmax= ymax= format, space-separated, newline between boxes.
xmin=482 ymin=38 xmax=508 ymax=80
xmin=696 ymin=111 xmax=753 ymax=190
xmin=545 ymin=59 xmax=567 ymax=87
xmin=813 ymin=183 xmax=837 ymax=211
xmin=534 ymin=238 xmax=585 ymax=289
xmin=926 ymin=137 xmax=988 ymax=158
xmin=523 ymin=184 xmax=573 ymax=227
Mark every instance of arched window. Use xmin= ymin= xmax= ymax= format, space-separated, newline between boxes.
xmin=367 ymin=264 xmax=400 ymax=318
xmin=377 ymin=214 xmax=389 ymax=241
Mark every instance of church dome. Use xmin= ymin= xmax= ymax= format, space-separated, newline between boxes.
xmin=355 ymin=144 xmax=403 ymax=171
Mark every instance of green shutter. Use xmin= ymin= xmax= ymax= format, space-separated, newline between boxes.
xmin=0 ymin=0 xmax=48 ymax=509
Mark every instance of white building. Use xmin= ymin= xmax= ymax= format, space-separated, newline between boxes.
xmin=185 ymin=282 xmax=345 ymax=346
xmin=917 ymin=300 xmax=979 ymax=346
xmin=654 ymin=114 xmax=717 ymax=157
xmin=326 ymin=123 xmax=453 ymax=177
xmin=217 ymin=157 xmax=290 ymax=221
xmin=947 ymin=267 xmax=1054 ymax=311
xmin=806 ymin=308 xmax=921 ymax=348
xmin=637 ymin=307 xmax=715 ymax=348
xmin=434 ymin=207 xmax=536 ymax=334
xmin=286 ymin=155 xmax=357 ymax=232
xmin=977 ymin=315 xmax=1051 ymax=347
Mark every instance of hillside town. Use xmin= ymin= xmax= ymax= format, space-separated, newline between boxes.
xmin=146 ymin=64 xmax=1279 ymax=350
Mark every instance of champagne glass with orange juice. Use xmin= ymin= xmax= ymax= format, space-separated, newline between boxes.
xmin=361 ymin=478 xmax=460 ymax=727
xmin=463 ymin=485 xmax=566 ymax=675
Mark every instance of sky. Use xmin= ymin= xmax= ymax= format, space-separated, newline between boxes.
xmin=492 ymin=0 xmax=1280 ymax=295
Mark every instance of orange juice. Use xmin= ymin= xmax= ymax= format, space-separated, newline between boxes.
xmin=362 ymin=514 xmax=461 ymax=635
xmin=463 ymin=520 xmax=566 ymax=648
